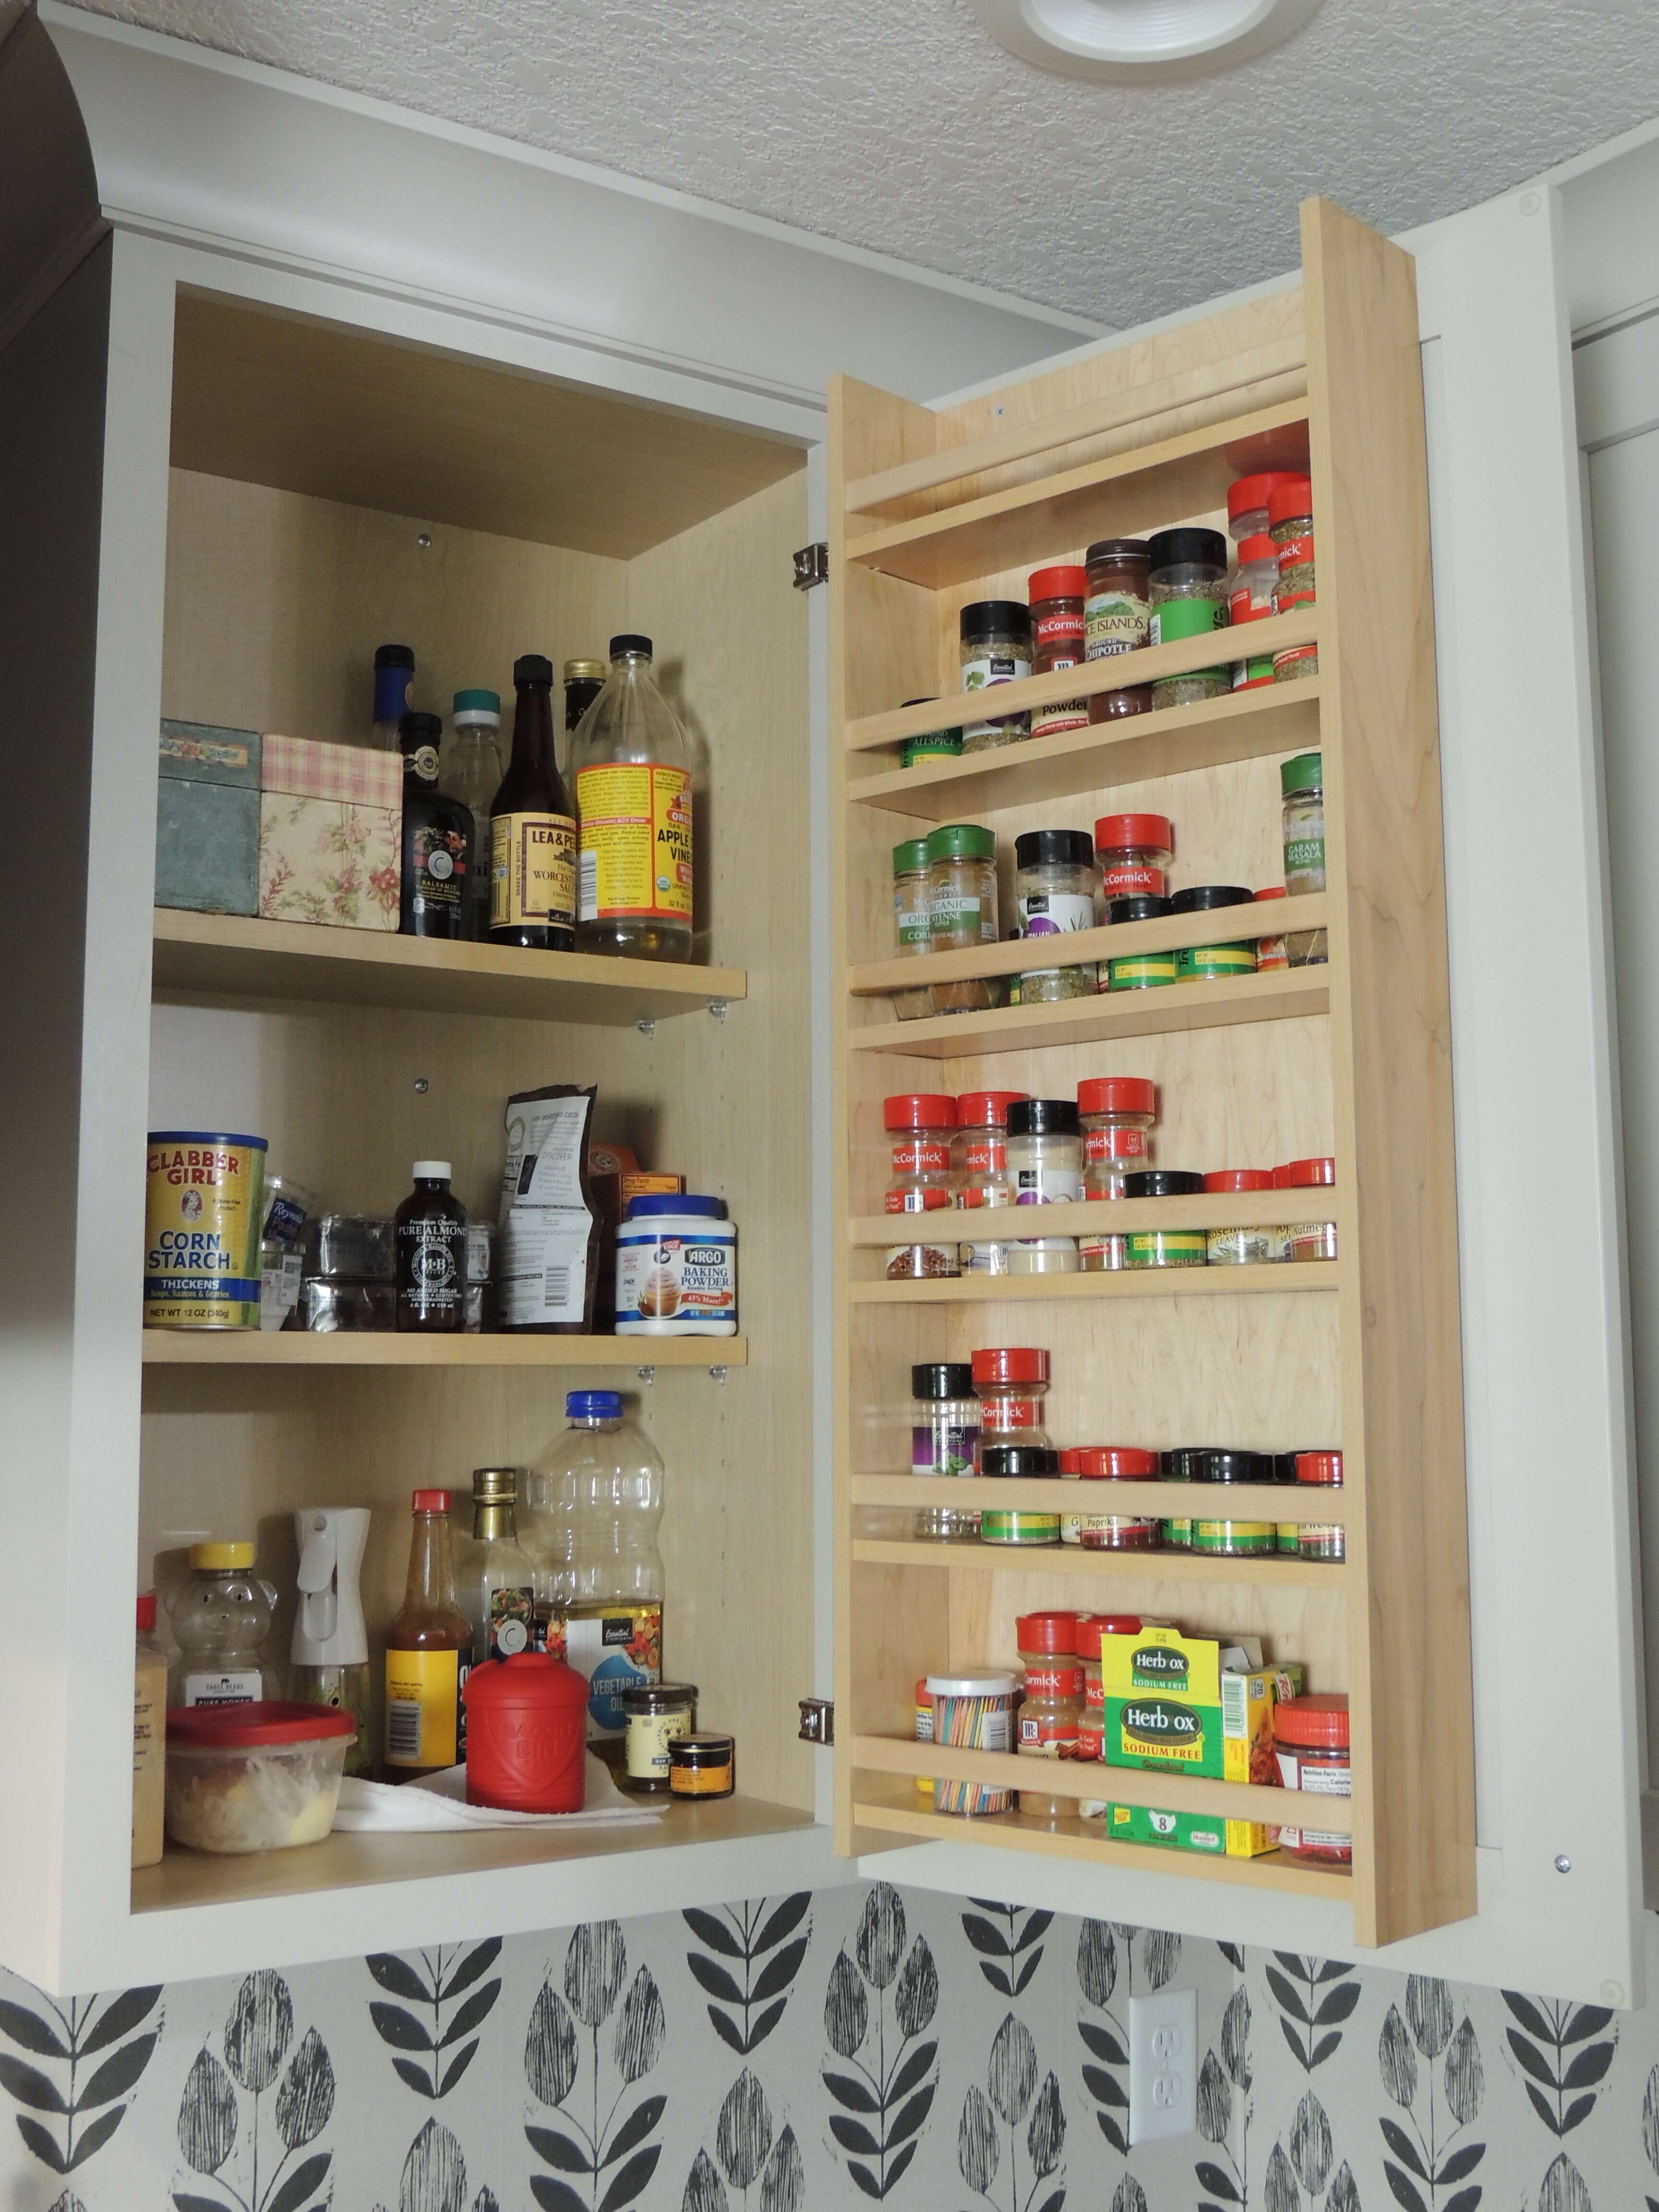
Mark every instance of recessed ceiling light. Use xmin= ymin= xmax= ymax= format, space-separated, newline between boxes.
xmin=971 ymin=0 xmax=1324 ymax=80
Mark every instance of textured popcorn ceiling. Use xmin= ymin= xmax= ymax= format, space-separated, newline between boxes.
xmin=61 ymin=0 xmax=1659 ymax=324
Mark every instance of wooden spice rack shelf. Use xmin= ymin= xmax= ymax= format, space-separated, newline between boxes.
xmin=152 ymin=908 xmax=747 ymax=1025
xmin=849 ymin=1190 xmax=1331 ymax=1243
xmin=829 ymin=196 xmax=1475 ymax=1951
xmin=141 ymin=1331 xmax=746 ymax=1368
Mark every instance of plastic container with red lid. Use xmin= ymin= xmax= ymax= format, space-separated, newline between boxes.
xmin=1078 ymin=1078 xmax=1159 ymax=1244
xmin=1076 ymin=1614 xmax=1143 ymax=1774
xmin=971 ymin=1345 xmax=1048 ymax=1384
xmin=957 ymin=1089 xmax=1027 ymax=1127
xmin=1254 ymin=884 xmax=1289 ymax=970
xmin=1094 ymin=813 xmax=1173 ymax=906
xmin=165 ymin=1701 xmax=357 ymax=1855
xmin=1204 ymin=1169 xmax=1274 ymax=1193
xmin=1274 ymin=1156 xmax=1335 ymax=1188
xmin=1274 ymin=1158 xmax=1337 ymax=1264
xmin=1029 ymin=564 xmax=1089 ymax=739
xmin=1076 ymin=1446 xmax=1160 ymax=1479
xmin=972 ymin=1346 xmax=1051 ymax=1450
xmin=1273 ymin=1693 xmax=1351 ymax=1863
xmin=1228 ymin=471 xmax=1305 ymax=542
xmin=1068 ymin=1446 xmax=1161 ymax=1551
xmin=1015 ymin=1610 xmax=1080 ymax=1652
xmin=885 ymin=1094 xmax=960 ymax=1280
xmin=137 ymin=1592 xmax=158 ymax=1632
xmin=464 ymin=1650 xmax=589 ymax=1813
xmin=1016 ymin=1611 xmax=1084 ymax=1817
xmin=1294 ymin=1451 xmax=1345 ymax=1562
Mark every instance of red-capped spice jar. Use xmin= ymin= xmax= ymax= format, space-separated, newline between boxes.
xmin=1067 ymin=1446 xmax=1160 ymax=1549
xmin=1203 ymin=1168 xmax=1279 ymax=1266
xmin=1029 ymin=565 xmax=1089 ymax=739
xmin=1295 ymin=1451 xmax=1345 ymax=1562
xmin=1229 ymin=532 xmax=1280 ymax=691
xmin=1273 ymin=1694 xmax=1351 ymax=1863
xmin=1269 ymin=477 xmax=1315 ymax=612
xmin=1077 ymin=1614 xmax=1143 ymax=1809
xmin=1274 ymin=1156 xmax=1337 ymax=1262
xmin=955 ymin=1090 xmax=1026 ymax=1276
xmin=1016 ymin=1610 xmax=1084 ymax=1817
xmin=1228 ymin=470 xmax=1305 ymax=544
xmin=971 ymin=1345 xmax=1050 ymax=1445
xmin=1095 ymin=813 xmax=1173 ymax=905
xmin=1254 ymin=885 xmax=1288 ymax=970
xmin=463 ymin=1651 xmax=588 ymax=1813
xmin=885 ymin=1094 xmax=960 ymax=1281
xmin=1078 ymin=1075 xmax=1158 ymax=1270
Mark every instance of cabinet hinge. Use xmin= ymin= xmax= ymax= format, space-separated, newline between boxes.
xmin=793 ymin=542 xmax=829 ymax=591
xmin=798 ymin=1696 xmax=835 ymax=1746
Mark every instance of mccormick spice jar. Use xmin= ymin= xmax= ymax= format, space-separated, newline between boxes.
xmin=1108 ymin=951 xmax=1178 ymax=992
xmin=1295 ymin=1451 xmax=1345 ymax=1561
xmin=955 ymin=1090 xmax=1025 ymax=1273
xmin=1084 ymin=540 xmax=1152 ymax=719
xmin=1273 ymin=1694 xmax=1351 ymax=1863
xmin=1254 ymin=885 xmax=1289 ymax=970
xmin=1095 ymin=812 xmax=1173 ymax=903
xmin=972 ymin=1346 xmax=1051 ymax=1443
xmin=1190 ymin=1446 xmax=1275 ymax=1556
xmin=1076 ymin=1614 xmax=1142 ymax=1793
xmin=979 ymin=1443 xmax=1060 ymax=1547
xmin=1028 ymin=566 xmax=1089 ymax=738
xmin=1013 ymin=830 xmax=1097 ymax=1001
xmin=1203 ymin=1170 xmax=1279 ymax=1265
xmin=960 ymin=601 xmax=1033 ymax=750
xmin=1070 ymin=1446 xmax=1160 ymax=1550
xmin=890 ymin=838 xmax=935 ymax=1021
xmin=1269 ymin=476 xmax=1315 ymax=612
xmin=1274 ymin=1156 xmax=1337 ymax=1262
xmin=1147 ymin=528 xmax=1231 ymax=708
xmin=1015 ymin=1611 xmax=1084 ymax=1817
xmin=884 ymin=1094 xmax=960 ymax=1280
xmin=1229 ymin=533 xmax=1280 ymax=691
xmin=1228 ymin=470 xmax=1305 ymax=543
xmin=926 ymin=824 xmax=1003 ymax=1013
xmin=1078 ymin=1075 xmax=1158 ymax=1270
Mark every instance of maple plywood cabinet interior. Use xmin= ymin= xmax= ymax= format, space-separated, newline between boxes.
xmin=3 ymin=1 xmax=1650 ymax=2003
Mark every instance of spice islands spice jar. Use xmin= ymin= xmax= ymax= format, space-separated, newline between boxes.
xmin=1084 ymin=540 xmax=1152 ymax=720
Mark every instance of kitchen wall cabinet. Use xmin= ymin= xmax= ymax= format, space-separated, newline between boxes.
xmin=0 ymin=1 xmax=1646 ymax=2004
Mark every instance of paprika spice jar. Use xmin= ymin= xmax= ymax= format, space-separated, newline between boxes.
xmin=1272 ymin=1694 xmax=1351 ymax=1865
xmin=1028 ymin=566 xmax=1089 ymax=738
xmin=1015 ymin=1611 xmax=1085 ymax=1818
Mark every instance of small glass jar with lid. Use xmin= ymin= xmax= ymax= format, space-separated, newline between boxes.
xmin=1119 ymin=1169 xmax=1207 ymax=1270
xmin=883 ymin=1092 xmax=960 ymax=1281
xmin=978 ymin=1444 xmax=1060 ymax=1548
xmin=1160 ymin=1449 xmax=1202 ymax=1551
xmin=1083 ymin=540 xmax=1153 ymax=721
xmin=910 ymin=1361 xmax=981 ymax=1542
xmin=1028 ymin=566 xmax=1089 ymax=738
xmin=1095 ymin=812 xmax=1173 ymax=904
xmin=961 ymin=601 xmax=1032 ymax=750
xmin=1078 ymin=1075 xmax=1158 ymax=1271
xmin=1202 ymin=1169 xmax=1280 ymax=1265
xmin=1275 ymin=1156 xmax=1337 ymax=1262
xmin=1072 ymin=1445 xmax=1161 ymax=1550
xmin=972 ymin=1345 xmax=1051 ymax=1446
xmin=1171 ymin=882 xmax=1259 ymax=982
xmin=899 ymin=697 xmax=962 ymax=772
xmin=1227 ymin=470 xmax=1304 ymax=544
xmin=618 ymin=1679 xmax=697 ymax=1794
xmin=1013 ymin=831 xmax=1097 ymax=1002
xmin=955 ymin=1089 xmax=1024 ymax=1274
xmin=1294 ymin=1450 xmax=1345 ymax=1561
xmin=1147 ymin=527 xmax=1231 ymax=708
xmin=926 ymin=823 xmax=1003 ymax=1013
xmin=1016 ymin=1611 xmax=1085 ymax=1817
xmin=1229 ymin=533 xmax=1280 ymax=691
xmin=1280 ymin=753 xmax=1327 ymax=964
xmin=1269 ymin=477 xmax=1315 ymax=612
xmin=1076 ymin=1613 xmax=1142 ymax=1769
xmin=890 ymin=838 xmax=935 ymax=1020
xmin=1273 ymin=1695 xmax=1352 ymax=1864
xmin=1007 ymin=1099 xmax=1082 ymax=1270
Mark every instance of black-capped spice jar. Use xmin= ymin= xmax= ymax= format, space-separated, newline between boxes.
xmin=670 ymin=1732 xmax=734 ymax=1800
xmin=1028 ymin=566 xmax=1088 ymax=739
xmin=1013 ymin=830 xmax=1097 ymax=1003
xmin=1170 ymin=883 xmax=1259 ymax=982
xmin=1120 ymin=1168 xmax=1207 ymax=1270
xmin=1084 ymin=539 xmax=1152 ymax=720
xmin=961 ymin=601 xmax=1032 ymax=751
xmin=979 ymin=1444 xmax=1060 ymax=1547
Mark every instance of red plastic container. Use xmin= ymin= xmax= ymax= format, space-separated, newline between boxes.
xmin=463 ymin=1652 xmax=589 ymax=1813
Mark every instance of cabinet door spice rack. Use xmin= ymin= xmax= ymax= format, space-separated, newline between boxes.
xmin=828 ymin=197 xmax=1475 ymax=1950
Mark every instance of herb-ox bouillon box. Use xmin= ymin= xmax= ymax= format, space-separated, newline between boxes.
xmin=1097 ymin=1625 xmax=1280 ymax=1785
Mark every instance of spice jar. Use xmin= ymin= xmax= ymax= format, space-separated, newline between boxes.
xmin=1269 ymin=477 xmax=1315 ymax=612
xmin=1014 ymin=831 xmax=1097 ymax=1002
xmin=1273 ymin=1695 xmax=1352 ymax=1864
xmin=618 ymin=1680 xmax=697 ymax=1794
xmin=961 ymin=601 xmax=1032 ymax=750
xmin=1280 ymin=753 xmax=1327 ymax=964
xmin=1108 ymin=949 xmax=1178 ymax=991
xmin=1095 ymin=812 xmax=1173 ymax=903
xmin=1147 ymin=528 xmax=1230 ymax=708
xmin=1295 ymin=1451 xmax=1345 ymax=1562
xmin=891 ymin=838 xmax=935 ymax=1021
xmin=1084 ymin=540 xmax=1152 ymax=720
xmin=1273 ymin=1452 xmax=1305 ymax=1555
xmin=1275 ymin=1156 xmax=1336 ymax=1262
xmin=1077 ymin=1613 xmax=1143 ymax=1815
xmin=926 ymin=823 xmax=1003 ymax=1013
xmin=955 ymin=1089 xmax=1025 ymax=1273
xmin=670 ymin=1733 xmax=734 ymax=1800
xmin=979 ymin=1443 xmax=1060 ymax=1548
xmin=1071 ymin=1446 xmax=1160 ymax=1550
xmin=1190 ymin=1444 xmax=1275 ymax=1556
xmin=928 ymin=1670 xmax=1020 ymax=1813
xmin=1170 ymin=883 xmax=1258 ymax=982
xmin=1229 ymin=533 xmax=1280 ymax=691
xmin=1228 ymin=470 xmax=1304 ymax=544
xmin=1119 ymin=1168 xmax=1206 ymax=1271
xmin=1254 ymin=885 xmax=1288 ymax=971
xmin=1028 ymin=566 xmax=1089 ymax=738
xmin=911 ymin=1362 xmax=981 ymax=1543
xmin=1159 ymin=1449 xmax=1201 ymax=1550
xmin=1007 ymin=1099 xmax=1082 ymax=1271
xmin=899 ymin=699 xmax=962 ymax=772
xmin=1274 ymin=641 xmax=1320 ymax=685
xmin=883 ymin=1093 xmax=960 ymax=1281
xmin=914 ymin=1675 xmax=934 ymax=1798
xmin=1016 ymin=1611 xmax=1084 ymax=1816
xmin=972 ymin=1345 xmax=1051 ymax=1444
xmin=1078 ymin=1075 xmax=1158 ymax=1271
xmin=1203 ymin=1170 xmax=1279 ymax=1265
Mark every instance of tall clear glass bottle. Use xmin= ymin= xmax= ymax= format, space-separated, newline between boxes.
xmin=521 ymin=1389 xmax=664 ymax=1768
xmin=445 ymin=690 xmax=504 ymax=941
xmin=456 ymin=1466 xmax=539 ymax=1670
xmin=569 ymin=637 xmax=694 ymax=962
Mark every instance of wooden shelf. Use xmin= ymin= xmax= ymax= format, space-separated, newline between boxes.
xmin=152 ymin=909 xmax=746 ymax=1025
xmin=132 ymin=1793 xmax=812 ymax=1915
xmin=849 ymin=895 xmax=1327 ymax=996
xmin=849 ymin=681 xmax=1321 ymax=820
xmin=850 ymin=1778 xmax=1351 ymax=1898
xmin=845 ymin=399 xmax=1310 ymax=589
xmin=851 ymin=1538 xmax=1347 ymax=1587
xmin=846 ymin=966 xmax=1329 ymax=1058
xmin=142 ymin=1331 xmax=745 ymax=1368
xmin=849 ymin=1263 xmax=1338 ymax=1307
xmin=845 ymin=610 xmax=1318 ymax=758
xmin=850 ymin=1190 xmax=1332 ymax=1244
xmin=851 ymin=1477 xmax=1346 ymax=1522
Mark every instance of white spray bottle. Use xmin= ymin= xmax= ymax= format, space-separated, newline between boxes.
xmin=291 ymin=1507 xmax=371 ymax=1774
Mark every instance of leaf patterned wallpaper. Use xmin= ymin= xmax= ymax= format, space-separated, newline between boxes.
xmin=0 ymin=1882 xmax=1655 ymax=2211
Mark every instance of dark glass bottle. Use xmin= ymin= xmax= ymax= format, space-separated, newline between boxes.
xmin=562 ymin=659 xmax=606 ymax=781
xmin=395 ymin=1161 xmax=467 ymax=1333
xmin=398 ymin=712 xmax=472 ymax=939
xmin=490 ymin=655 xmax=576 ymax=951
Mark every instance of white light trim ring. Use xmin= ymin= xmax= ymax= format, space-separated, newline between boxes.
xmin=972 ymin=0 xmax=1324 ymax=80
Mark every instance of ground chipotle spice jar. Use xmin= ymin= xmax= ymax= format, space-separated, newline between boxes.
xmin=1084 ymin=540 xmax=1152 ymax=720
xmin=1016 ymin=1611 xmax=1085 ymax=1816
xmin=1273 ymin=1694 xmax=1351 ymax=1863
xmin=884 ymin=1094 xmax=960 ymax=1280
xmin=1029 ymin=566 xmax=1089 ymax=738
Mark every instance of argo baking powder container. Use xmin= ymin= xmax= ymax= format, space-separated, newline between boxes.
xmin=615 ymin=1195 xmax=737 ymax=1335
xmin=144 ymin=1131 xmax=267 ymax=1329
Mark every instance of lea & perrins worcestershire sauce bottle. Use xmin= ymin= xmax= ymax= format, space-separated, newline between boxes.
xmin=490 ymin=655 xmax=576 ymax=951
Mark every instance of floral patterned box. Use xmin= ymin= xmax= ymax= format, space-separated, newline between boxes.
xmin=258 ymin=734 xmax=401 ymax=931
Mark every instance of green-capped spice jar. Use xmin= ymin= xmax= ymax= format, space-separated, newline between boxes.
xmin=891 ymin=837 xmax=934 ymax=1021
xmin=1281 ymin=752 xmax=1327 ymax=964
xmin=980 ymin=1442 xmax=1060 ymax=1547
xmin=926 ymin=822 xmax=1003 ymax=1016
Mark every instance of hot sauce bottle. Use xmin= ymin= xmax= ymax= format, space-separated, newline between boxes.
xmin=383 ymin=1490 xmax=470 ymax=1781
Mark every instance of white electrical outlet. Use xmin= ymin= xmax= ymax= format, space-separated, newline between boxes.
xmin=1128 ymin=1987 xmax=1198 ymax=2145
